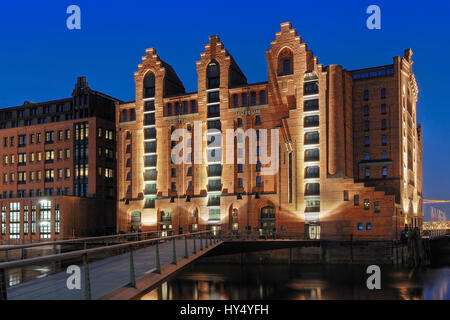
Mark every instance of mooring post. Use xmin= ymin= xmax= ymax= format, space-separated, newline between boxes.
xmin=129 ymin=245 xmax=136 ymax=287
xmin=172 ymin=237 xmax=177 ymax=265
xmin=184 ymin=234 xmax=188 ymax=259
xmin=155 ymin=240 xmax=161 ymax=274
xmin=83 ymin=253 xmax=92 ymax=300
xmin=193 ymin=235 xmax=197 ymax=254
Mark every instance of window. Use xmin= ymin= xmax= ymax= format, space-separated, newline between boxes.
xmin=167 ymin=103 xmax=172 ymax=116
xmin=65 ymin=129 xmax=71 ymax=140
xmin=256 ymin=161 xmax=262 ymax=172
xmin=363 ymin=90 xmax=369 ymax=101
xmin=237 ymin=164 xmax=243 ymax=173
xmin=187 ymin=167 xmax=192 ymax=176
xmin=256 ymin=176 xmax=262 ymax=187
xmin=10 ymin=136 xmax=14 ymax=146
xmin=255 ymin=116 xmax=261 ymax=126
xmin=66 ymin=149 xmax=70 ymax=159
xmin=364 ymin=120 xmax=370 ymax=131
xmin=381 ymin=104 xmax=386 ymax=114
xmin=238 ymin=177 xmax=243 ymax=188
xmin=381 ymin=88 xmax=386 ymax=99
xmin=23 ymin=205 xmax=28 ymax=235
xmin=365 ymin=167 xmax=370 ymax=178
xmin=18 ymin=134 xmax=26 ymax=147
xmin=364 ymin=136 xmax=370 ymax=146
xmin=242 ymin=93 xmax=248 ymax=107
xmin=363 ymin=105 xmax=369 ymax=116
xmin=57 ymin=149 xmax=63 ymax=160
xmin=171 ymin=182 xmax=177 ymax=192
xmin=30 ymin=134 xmax=35 ymax=144
xmin=45 ymin=169 xmax=54 ymax=182
xmin=39 ymin=200 xmax=52 ymax=239
xmin=237 ymin=118 xmax=243 ymax=128
xmin=191 ymin=100 xmax=197 ymax=113
xmin=283 ymin=59 xmax=291 ymax=74
xmin=45 ymin=131 xmax=54 ymax=143
xmin=260 ymin=91 xmax=266 ymax=105
xmin=382 ymin=151 xmax=387 ymax=159
xmin=382 ymin=167 xmax=387 ymax=178
xmin=45 ymin=150 xmax=54 ymax=162
xmin=9 ymin=203 xmax=20 ymax=239
xmin=357 ymin=223 xmax=364 ymax=231
xmin=58 ymin=168 xmax=63 ymax=179
xmin=55 ymin=204 xmax=60 ymax=234
xmin=250 ymin=92 xmax=256 ymax=106
xmin=18 ymin=153 xmax=26 ymax=165
xmin=171 ymin=168 xmax=176 ymax=178
xmin=374 ymin=202 xmax=380 ymax=213
xmin=18 ymin=171 xmax=26 ymax=184
xmin=144 ymin=72 xmax=156 ymax=98
xmin=343 ymin=190 xmax=349 ymax=201
xmin=364 ymin=199 xmax=370 ymax=210
xmin=65 ymin=168 xmax=71 ymax=178
xmin=364 ymin=152 xmax=370 ymax=161
xmin=354 ymin=195 xmax=359 ymax=206
xmin=58 ymin=130 xmax=63 ymax=141
xmin=381 ymin=119 xmax=387 ymax=130
xmin=207 ymin=60 xmax=220 ymax=89
xmin=37 ymin=133 xmax=42 ymax=143
xmin=381 ymin=135 xmax=387 ymax=146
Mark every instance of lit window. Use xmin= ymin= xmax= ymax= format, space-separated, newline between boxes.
xmin=364 ymin=199 xmax=370 ymax=210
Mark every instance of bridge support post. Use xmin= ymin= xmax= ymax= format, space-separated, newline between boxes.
xmin=83 ymin=253 xmax=92 ymax=300
xmin=4 ymin=249 xmax=8 ymax=262
xmin=52 ymin=240 xmax=57 ymax=274
xmin=200 ymin=234 xmax=203 ymax=251
xmin=155 ymin=240 xmax=161 ymax=274
xmin=172 ymin=238 xmax=177 ymax=265
xmin=129 ymin=246 xmax=136 ymax=287
xmin=184 ymin=235 xmax=188 ymax=259
xmin=193 ymin=235 xmax=197 ymax=254
xmin=0 ymin=268 xmax=7 ymax=300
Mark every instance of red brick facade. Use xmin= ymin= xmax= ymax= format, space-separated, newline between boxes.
xmin=116 ymin=22 xmax=423 ymax=240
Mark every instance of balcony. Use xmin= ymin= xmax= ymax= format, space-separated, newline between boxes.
xmin=305 ymin=149 xmax=319 ymax=162
xmin=144 ymin=184 xmax=157 ymax=195
xmin=304 ymin=132 xmax=319 ymax=145
xmin=304 ymin=116 xmax=319 ymax=128
xmin=144 ymin=170 xmax=157 ymax=181
xmin=144 ymin=155 xmax=157 ymax=167
xmin=304 ymin=99 xmax=319 ymax=112
xmin=207 ymin=181 xmax=222 ymax=192
xmin=305 ymin=167 xmax=320 ymax=179
xmin=144 ymin=128 xmax=157 ymax=140
xmin=305 ymin=183 xmax=320 ymax=196
xmin=304 ymin=82 xmax=319 ymax=96
xmin=207 ymin=165 xmax=222 ymax=177
xmin=207 ymin=196 xmax=221 ymax=206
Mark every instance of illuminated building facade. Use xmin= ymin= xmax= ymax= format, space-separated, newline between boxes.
xmin=0 ymin=77 xmax=118 ymax=243
xmin=116 ymin=22 xmax=423 ymax=240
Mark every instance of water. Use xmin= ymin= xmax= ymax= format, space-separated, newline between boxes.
xmin=140 ymin=263 xmax=450 ymax=300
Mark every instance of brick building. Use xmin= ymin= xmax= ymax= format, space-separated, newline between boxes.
xmin=116 ymin=22 xmax=423 ymax=240
xmin=0 ymin=77 xmax=119 ymax=243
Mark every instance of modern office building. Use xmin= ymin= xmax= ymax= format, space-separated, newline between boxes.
xmin=116 ymin=22 xmax=423 ymax=240
xmin=0 ymin=77 xmax=119 ymax=243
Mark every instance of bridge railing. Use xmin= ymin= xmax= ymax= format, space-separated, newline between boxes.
xmin=0 ymin=230 xmax=221 ymax=300
xmin=0 ymin=230 xmax=172 ymax=263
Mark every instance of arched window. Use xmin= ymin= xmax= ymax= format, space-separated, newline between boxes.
xmin=278 ymin=48 xmax=293 ymax=76
xmin=237 ymin=118 xmax=243 ymax=128
xmin=207 ymin=60 xmax=220 ymax=89
xmin=143 ymin=72 xmax=155 ymax=98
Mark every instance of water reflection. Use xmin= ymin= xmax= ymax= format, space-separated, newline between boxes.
xmin=140 ymin=263 xmax=450 ymax=300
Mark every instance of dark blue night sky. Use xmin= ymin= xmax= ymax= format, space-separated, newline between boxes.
xmin=0 ymin=0 xmax=449 ymax=219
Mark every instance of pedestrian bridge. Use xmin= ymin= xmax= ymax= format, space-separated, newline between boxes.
xmin=0 ymin=231 xmax=222 ymax=300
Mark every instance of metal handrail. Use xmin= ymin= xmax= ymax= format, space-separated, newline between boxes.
xmin=0 ymin=230 xmax=215 ymax=270
xmin=0 ymin=230 xmax=161 ymax=252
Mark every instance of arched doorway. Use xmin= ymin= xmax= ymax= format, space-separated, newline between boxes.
xmin=159 ymin=210 xmax=173 ymax=236
xmin=189 ymin=208 xmax=199 ymax=233
xmin=260 ymin=206 xmax=275 ymax=235
xmin=228 ymin=205 xmax=239 ymax=235
xmin=130 ymin=211 xmax=141 ymax=232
